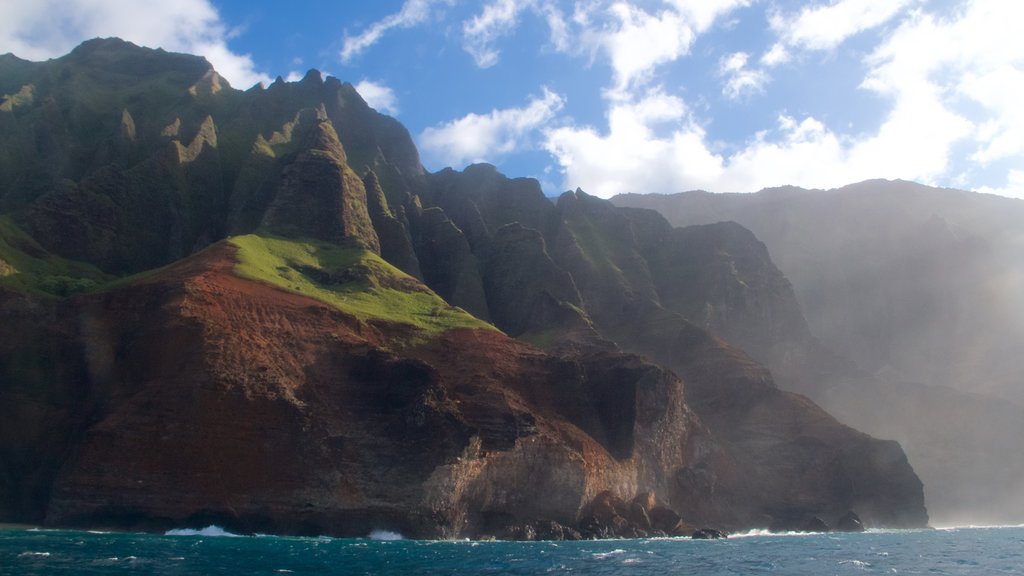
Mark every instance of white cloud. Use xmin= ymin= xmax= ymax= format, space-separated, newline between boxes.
xmin=977 ymin=169 xmax=1024 ymax=200
xmin=544 ymin=0 xmax=1023 ymax=198
xmin=719 ymin=52 xmax=768 ymax=99
xmin=760 ymin=42 xmax=790 ymax=67
xmin=341 ymin=0 xmax=450 ymax=63
xmin=420 ymin=87 xmax=564 ymax=168
xmin=544 ymin=89 xmax=971 ymax=198
xmin=0 ymin=0 xmax=271 ymax=88
xmin=461 ymin=1 xmax=574 ymax=66
xmin=601 ymin=4 xmax=693 ymax=93
xmin=540 ymin=2 xmax=572 ymax=52
xmin=573 ymin=0 xmax=749 ymax=95
xmin=344 ymin=1 xmax=746 ymax=95
xmin=967 ymin=65 xmax=1024 ymax=163
xmin=771 ymin=0 xmax=919 ymax=51
xmin=861 ymin=0 xmax=1024 ymax=181
xmin=463 ymin=0 xmax=529 ymax=67
xmin=664 ymin=0 xmax=751 ymax=33
xmin=354 ymin=79 xmax=399 ymax=115
xmin=545 ymin=89 xmax=726 ymax=197
xmin=461 ymin=1 xmax=749 ymax=93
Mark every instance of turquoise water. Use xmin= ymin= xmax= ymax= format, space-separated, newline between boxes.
xmin=3 ymin=525 xmax=1023 ymax=575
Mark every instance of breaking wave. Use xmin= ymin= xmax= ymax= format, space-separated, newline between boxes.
xmin=367 ymin=529 xmax=404 ymax=541
xmin=165 ymin=525 xmax=242 ymax=537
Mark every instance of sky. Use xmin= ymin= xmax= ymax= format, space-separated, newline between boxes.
xmin=2 ymin=0 xmax=1022 ymax=199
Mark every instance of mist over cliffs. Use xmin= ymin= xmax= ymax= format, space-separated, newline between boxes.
xmin=0 ymin=39 xmax=929 ymax=537
xmin=614 ymin=183 xmax=1024 ymax=525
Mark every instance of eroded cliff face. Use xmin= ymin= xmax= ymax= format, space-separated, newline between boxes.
xmin=0 ymin=39 xmax=929 ymax=536
xmin=417 ymin=182 xmax=926 ymax=529
xmin=23 ymin=243 xmax=718 ymax=538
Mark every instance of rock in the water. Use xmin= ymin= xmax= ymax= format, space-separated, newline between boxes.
xmin=649 ymin=506 xmax=686 ymax=535
xmin=692 ymin=527 xmax=727 ymax=539
xmin=836 ymin=511 xmax=865 ymax=532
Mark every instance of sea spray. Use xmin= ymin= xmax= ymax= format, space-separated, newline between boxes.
xmin=165 ymin=525 xmax=242 ymax=537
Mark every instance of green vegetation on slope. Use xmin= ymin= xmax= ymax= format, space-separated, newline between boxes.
xmin=229 ymin=234 xmax=495 ymax=342
xmin=0 ymin=216 xmax=111 ymax=297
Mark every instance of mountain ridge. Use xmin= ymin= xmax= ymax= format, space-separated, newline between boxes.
xmin=0 ymin=39 xmax=928 ymax=537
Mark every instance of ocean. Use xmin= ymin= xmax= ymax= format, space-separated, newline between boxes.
xmin=3 ymin=525 xmax=1022 ymax=575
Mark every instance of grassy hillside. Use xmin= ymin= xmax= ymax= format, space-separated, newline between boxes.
xmin=0 ymin=216 xmax=111 ymax=296
xmin=229 ymin=234 xmax=495 ymax=342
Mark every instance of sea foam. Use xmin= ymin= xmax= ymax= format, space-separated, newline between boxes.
xmin=368 ymin=529 xmax=404 ymax=541
xmin=165 ymin=525 xmax=242 ymax=537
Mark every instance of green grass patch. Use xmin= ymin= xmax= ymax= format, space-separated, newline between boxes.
xmin=229 ymin=234 xmax=496 ymax=344
xmin=0 ymin=216 xmax=112 ymax=297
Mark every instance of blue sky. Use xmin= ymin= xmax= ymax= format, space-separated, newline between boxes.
xmin=2 ymin=0 xmax=1022 ymax=198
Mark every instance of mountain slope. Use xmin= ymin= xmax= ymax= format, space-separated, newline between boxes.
xmin=0 ymin=39 xmax=928 ymax=535
xmin=613 ymin=181 xmax=1024 ymax=523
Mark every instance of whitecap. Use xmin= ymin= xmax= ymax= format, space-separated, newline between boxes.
xmin=729 ymin=529 xmax=818 ymax=538
xmin=592 ymin=549 xmax=626 ymax=559
xmin=18 ymin=551 xmax=51 ymax=558
xmin=367 ymin=529 xmax=404 ymax=541
xmin=935 ymin=523 xmax=1024 ymax=531
xmin=165 ymin=525 xmax=242 ymax=537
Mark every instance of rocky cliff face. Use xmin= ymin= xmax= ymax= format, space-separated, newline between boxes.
xmin=0 ymin=39 xmax=928 ymax=536
xmin=613 ymin=183 xmax=1024 ymax=524
xmin=28 ymin=243 xmax=715 ymax=537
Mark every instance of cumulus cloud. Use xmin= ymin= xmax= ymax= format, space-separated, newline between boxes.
xmin=719 ymin=52 xmax=768 ymax=99
xmin=341 ymin=0 xmax=451 ymax=63
xmin=0 ymin=0 xmax=270 ymax=88
xmin=770 ymin=0 xmax=919 ymax=51
xmin=544 ymin=0 xmax=1023 ymax=197
xmin=420 ymin=88 xmax=564 ymax=168
xmin=599 ymin=4 xmax=694 ymax=93
xmin=545 ymin=89 xmax=725 ymax=197
xmin=760 ymin=42 xmax=790 ymax=67
xmin=354 ymin=79 xmax=400 ymax=115
xmin=544 ymin=88 xmax=972 ymax=198
xmin=861 ymin=0 xmax=1024 ymax=181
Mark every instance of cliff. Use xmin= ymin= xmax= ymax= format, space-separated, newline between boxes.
xmin=0 ymin=39 xmax=928 ymax=536
xmin=613 ymin=182 xmax=1024 ymax=524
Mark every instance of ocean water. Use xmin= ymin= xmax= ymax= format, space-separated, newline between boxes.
xmin=3 ymin=525 xmax=1022 ymax=575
